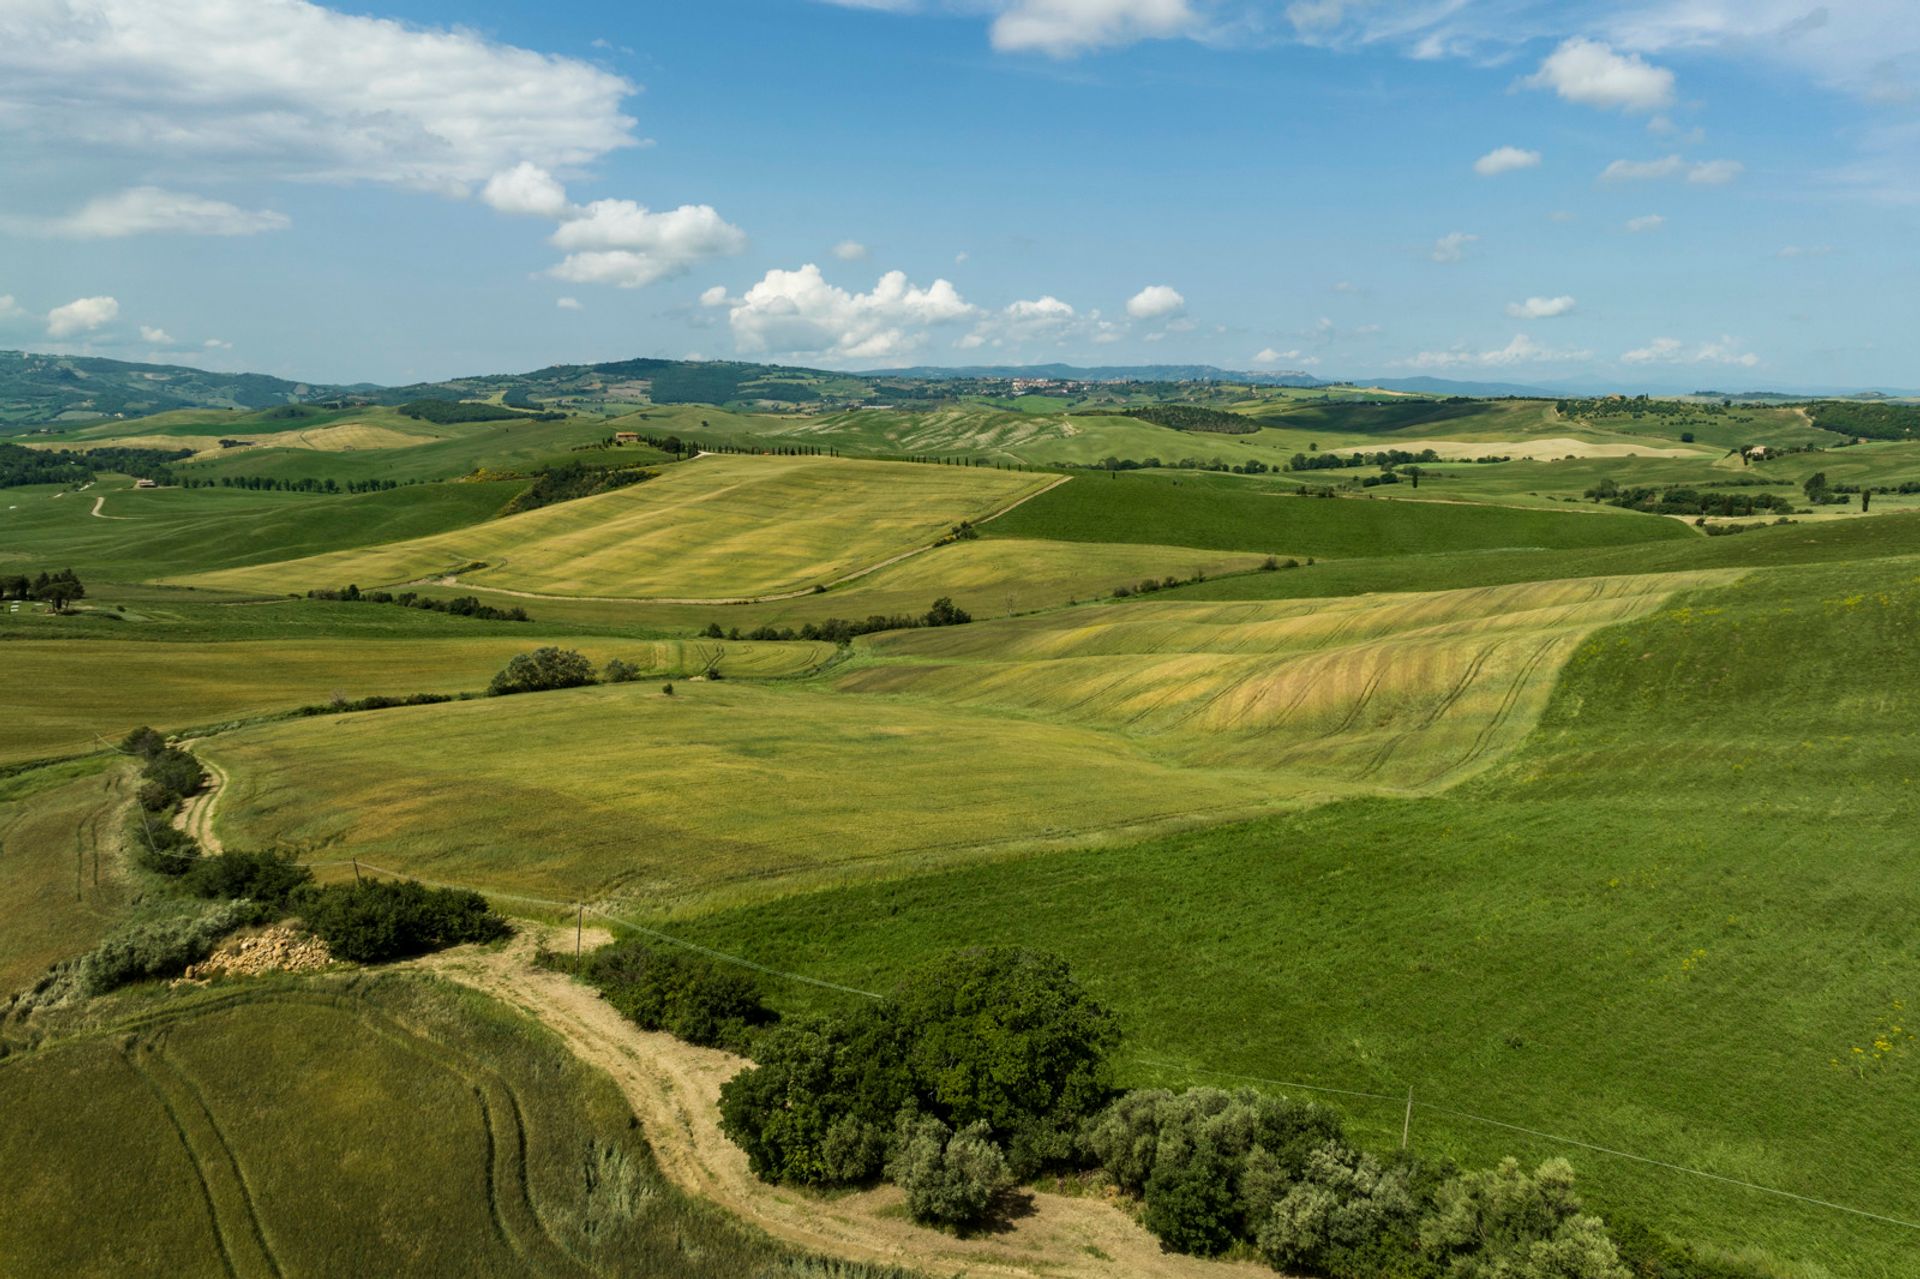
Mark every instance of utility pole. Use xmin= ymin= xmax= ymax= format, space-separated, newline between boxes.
xmin=352 ymin=857 xmax=362 ymax=885
xmin=1401 ymin=1086 xmax=1414 ymax=1150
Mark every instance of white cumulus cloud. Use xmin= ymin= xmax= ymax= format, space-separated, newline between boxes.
xmin=0 ymin=295 xmax=23 ymax=321
xmin=1431 ymin=231 xmax=1478 ymax=263
xmin=1601 ymin=155 xmax=1743 ymax=184
xmin=989 ymin=0 xmax=1201 ymax=56
xmin=1253 ymin=347 xmax=1319 ymax=367
xmin=1404 ymin=333 xmax=1591 ymax=368
xmin=548 ymin=201 xmax=747 ymax=288
xmin=47 ymin=296 xmax=119 ymax=338
xmin=482 ymin=163 xmax=572 ymax=218
xmin=1126 ymin=284 xmax=1186 ymax=319
xmin=1622 ymin=335 xmax=1759 ymax=367
xmin=1526 ymin=37 xmax=1676 ymax=113
xmin=1505 ymin=295 xmax=1576 ymax=319
xmin=1474 ymin=146 xmax=1541 ymax=176
xmin=555 ymin=296 xmax=583 ymax=311
xmin=1687 ymin=158 xmax=1744 ymax=185
xmin=726 ymin=265 xmax=980 ymax=360
xmin=30 ymin=187 xmax=288 ymax=238
xmin=832 ymin=240 xmax=870 ymax=262
xmin=1625 ymin=213 xmax=1666 ymax=232
xmin=138 ymin=325 xmax=175 ymax=344
xmin=0 ymin=0 xmax=638 ymax=188
xmin=1601 ymin=154 xmax=1686 ymax=181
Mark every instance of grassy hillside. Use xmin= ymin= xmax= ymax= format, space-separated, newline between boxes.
xmin=0 ymin=974 xmax=908 ymax=1277
xmin=842 ymin=571 xmax=1725 ymax=789
xmin=1 ymin=636 xmax=830 ymax=763
xmin=0 ymin=760 xmax=130 ymax=993
xmin=176 ymin=454 xmax=1054 ymax=599
xmin=671 ymin=554 xmax=1920 ymax=1278
xmin=1 ymin=477 xmax=524 ymax=581
xmin=985 ymin=469 xmax=1694 ymax=556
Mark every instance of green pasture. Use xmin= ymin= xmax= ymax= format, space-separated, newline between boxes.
xmin=175 ymin=454 xmax=1055 ymax=599
xmin=0 ymin=636 xmax=829 ymax=763
xmin=984 ymin=468 xmax=1695 ymax=555
xmin=674 ymin=554 xmax=1920 ymax=1278
xmin=0 ymin=477 xmax=524 ymax=582
xmin=0 ymin=975 xmax=904 ymax=1277
xmin=0 ymin=759 xmax=129 ymax=993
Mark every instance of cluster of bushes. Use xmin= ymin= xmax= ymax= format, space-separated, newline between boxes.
xmin=499 ymin=461 xmax=655 ymax=515
xmin=488 ymin=646 xmax=600 ymax=695
xmin=1585 ymin=480 xmax=1796 ymax=517
xmin=1259 ymin=555 xmax=1309 ymax=571
xmin=305 ymin=584 xmax=531 ymax=622
xmin=1700 ymin=517 xmax=1796 ymax=537
xmin=700 ymin=597 xmax=971 ymax=646
xmin=395 ymin=398 xmax=561 ymax=424
xmin=295 ymin=691 xmax=457 ymax=717
xmin=2 ymin=568 xmax=85 ymax=611
xmin=934 ymin=520 xmax=979 ymax=546
xmin=1556 ymin=395 xmax=1718 ymax=420
xmin=0 ymin=441 xmax=191 ymax=489
xmin=718 ymin=949 xmax=1117 ymax=1226
xmin=547 ymin=937 xmax=772 ymax=1052
xmin=300 ymin=878 xmax=508 ymax=962
xmin=1111 ymin=570 xmax=1207 ymax=599
xmin=120 ymin=727 xmax=208 ymax=874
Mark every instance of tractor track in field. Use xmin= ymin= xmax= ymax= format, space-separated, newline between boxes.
xmin=415 ymin=930 xmax=1264 ymax=1279
xmin=403 ymin=472 xmax=1074 ymax=606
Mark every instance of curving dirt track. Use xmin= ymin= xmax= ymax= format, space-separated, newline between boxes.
xmin=417 ymin=931 xmax=1261 ymax=1279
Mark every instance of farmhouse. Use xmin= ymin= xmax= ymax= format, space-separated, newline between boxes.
xmin=133 ymin=478 xmax=159 ymax=488
xmin=614 ymin=431 xmax=640 ymax=444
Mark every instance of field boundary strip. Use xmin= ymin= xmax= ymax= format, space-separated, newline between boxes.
xmin=1138 ymin=1059 xmax=1920 ymax=1234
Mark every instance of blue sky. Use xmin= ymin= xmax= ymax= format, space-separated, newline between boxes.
xmin=0 ymin=0 xmax=1913 ymax=391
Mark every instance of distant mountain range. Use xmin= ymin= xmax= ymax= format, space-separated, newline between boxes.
xmin=3 ymin=348 xmax=1909 ymax=428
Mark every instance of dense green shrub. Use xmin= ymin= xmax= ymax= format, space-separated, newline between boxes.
xmin=719 ymin=1009 xmax=910 ymax=1185
xmin=130 ymin=821 xmax=202 ymax=876
xmin=719 ymin=947 xmax=1117 ymax=1189
xmin=601 ymin=657 xmax=641 ymax=684
xmin=297 ymin=879 xmax=509 ymax=962
xmin=1420 ymin=1158 xmax=1628 ymax=1279
xmin=1253 ymin=1142 xmax=1419 ymax=1273
xmin=574 ymin=938 xmax=770 ymax=1050
xmin=137 ymin=747 xmax=205 ymax=810
xmin=181 ymin=850 xmax=314 ymax=911
xmin=887 ymin=1111 xmax=1013 ymax=1227
xmin=888 ymin=947 xmax=1118 ymax=1174
xmin=121 ymin=725 xmax=167 ymax=759
xmin=488 ymin=646 xmax=596 ymax=696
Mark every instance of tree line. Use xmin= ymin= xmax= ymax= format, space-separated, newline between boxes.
xmin=0 ymin=441 xmax=190 ymax=489
xmin=701 ymin=597 xmax=971 ymax=646
xmin=305 ymin=585 xmax=531 ymax=622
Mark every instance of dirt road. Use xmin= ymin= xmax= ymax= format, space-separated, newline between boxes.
xmin=418 ymin=932 xmax=1260 ymax=1279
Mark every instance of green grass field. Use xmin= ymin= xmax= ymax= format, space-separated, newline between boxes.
xmin=984 ymin=468 xmax=1695 ymax=556
xmin=0 ymin=759 xmax=130 ymax=993
xmin=0 ymin=973 xmax=905 ymax=1277
xmin=176 ymin=454 xmax=1055 ymax=599
xmin=0 ymin=636 xmax=830 ymax=763
xmin=0 ymin=476 xmax=525 ymax=582
xmin=670 ymin=553 xmax=1920 ymax=1278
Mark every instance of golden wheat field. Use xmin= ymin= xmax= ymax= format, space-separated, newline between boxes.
xmin=173 ymin=454 xmax=1056 ymax=600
